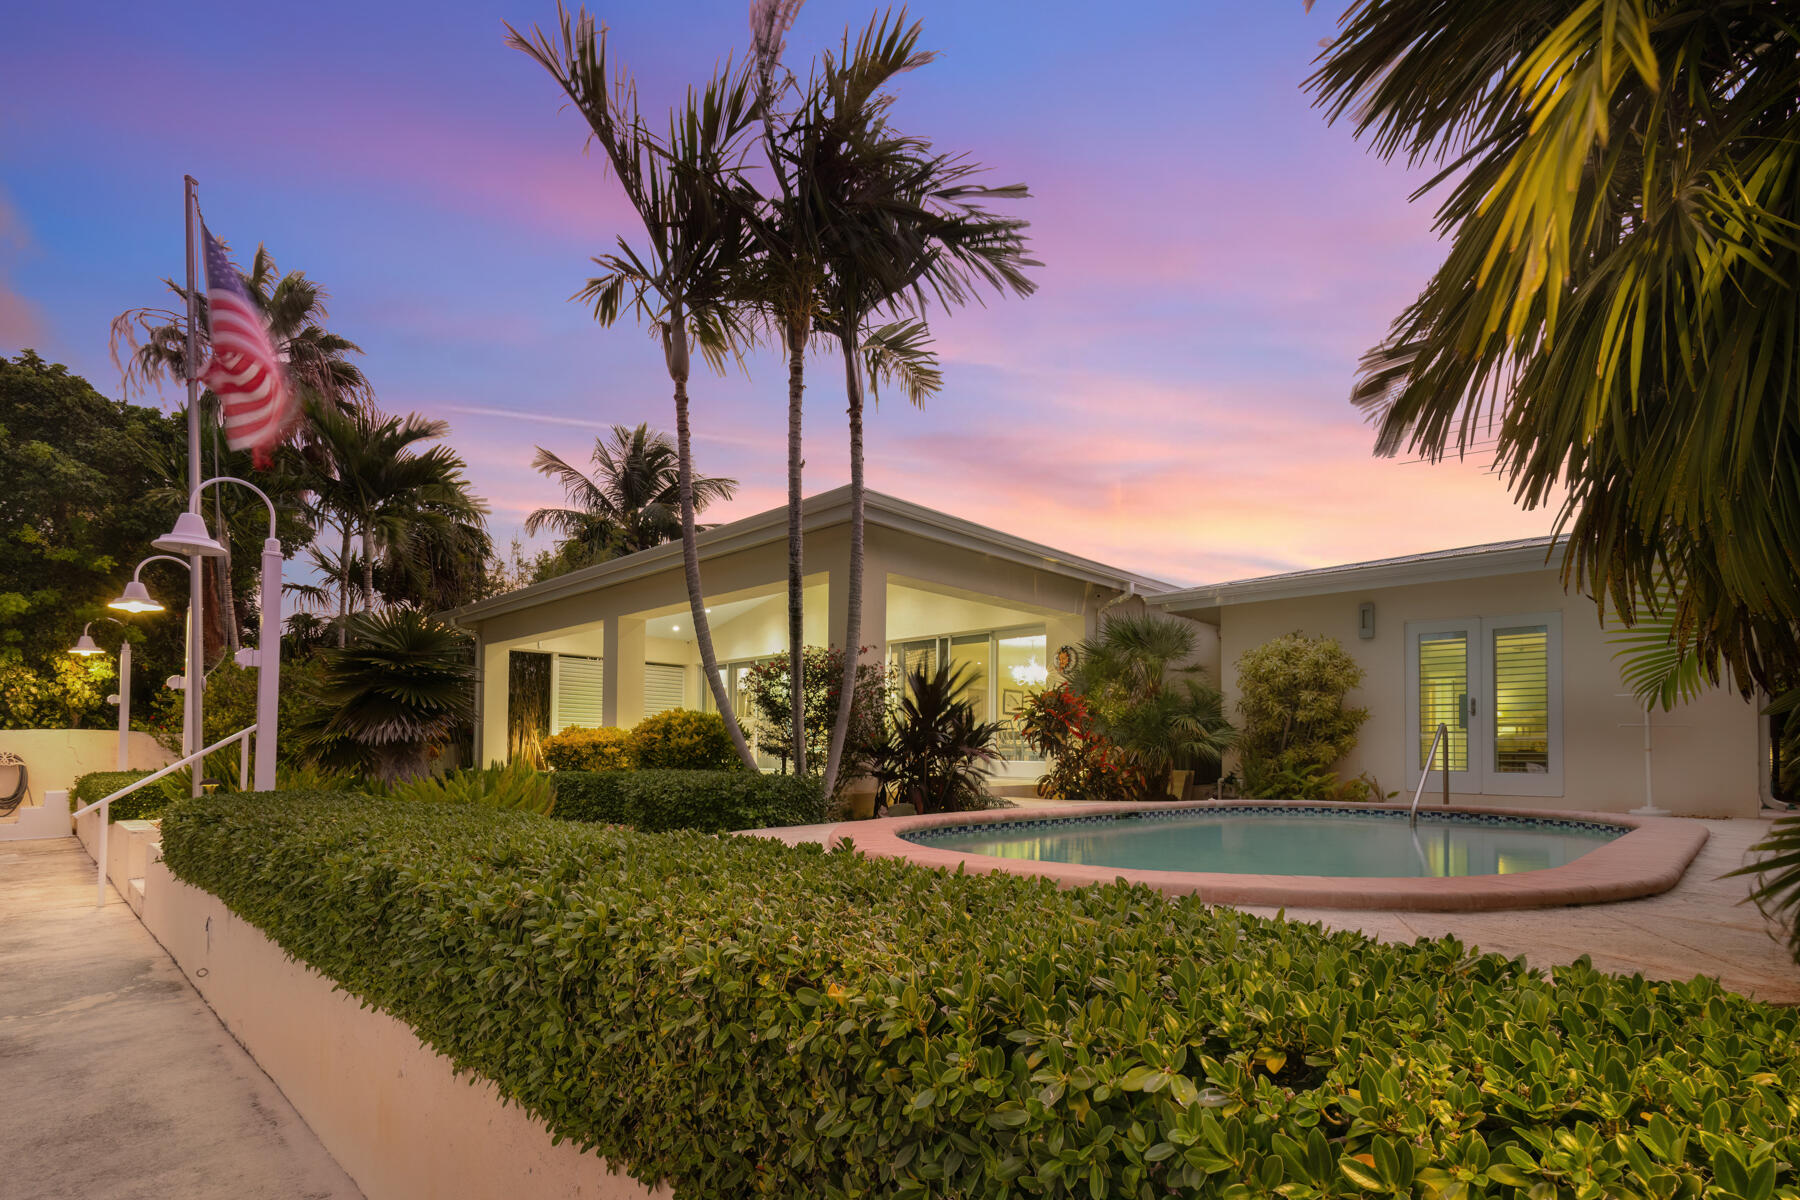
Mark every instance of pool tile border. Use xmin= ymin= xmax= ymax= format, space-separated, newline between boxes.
xmin=836 ymin=800 xmax=1709 ymax=912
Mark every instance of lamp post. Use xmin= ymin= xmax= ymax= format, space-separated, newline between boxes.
xmin=69 ymin=618 xmax=132 ymax=770
xmin=154 ymin=476 xmax=282 ymax=792
xmin=109 ymin=555 xmax=194 ymax=759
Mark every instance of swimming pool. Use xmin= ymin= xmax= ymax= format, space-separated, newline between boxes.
xmin=844 ymin=801 xmax=1708 ymax=911
xmin=905 ymin=807 xmax=1623 ymax=878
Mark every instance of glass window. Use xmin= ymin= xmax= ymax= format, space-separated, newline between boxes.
xmin=1417 ymin=631 xmax=1469 ymax=771
xmin=1491 ymin=625 xmax=1550 ymax=774
xmin=994 ymin=630 xmax=1048 ymax=761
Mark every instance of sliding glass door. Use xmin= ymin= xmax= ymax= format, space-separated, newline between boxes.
xmin=1405 ymin=614 xmax=1562 ymax=796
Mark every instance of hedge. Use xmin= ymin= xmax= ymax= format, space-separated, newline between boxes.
xmin=69 ymin=769 xmax=159 ymax=821
xmin=160 ymin=792 xmax=1800 ymax=1200
xmin=550 ymin=768 xmax=824 ymax=832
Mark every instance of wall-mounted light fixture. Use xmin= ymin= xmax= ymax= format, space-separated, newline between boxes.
xmin=1358 ymin=601 xmax=1376 ymax=640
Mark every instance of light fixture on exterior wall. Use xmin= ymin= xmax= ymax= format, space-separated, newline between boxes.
xmin=1358 ymin=602 xmax=1376 ymax=640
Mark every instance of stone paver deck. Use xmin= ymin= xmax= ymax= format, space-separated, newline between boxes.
xmin=761 ymin=812 xmax=1797 ymax=1004
xmin=0 ymin=837 xmax=360 ymax=1200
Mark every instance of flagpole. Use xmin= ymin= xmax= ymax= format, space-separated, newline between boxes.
xmin=183 ymin=174 xmax=206 ymax=797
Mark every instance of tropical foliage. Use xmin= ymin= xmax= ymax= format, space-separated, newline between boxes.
xmin=1017 ymin=683 xmax=1139 ymax=804
xmin=873 ymin=659 xmax=1000 ymax=814
xmin=629 ymin=709 xmax=740 ymax=771
xmin=525 ymin=423 xmax=737 ymax=572
xmin=294 ymin=607 xmax=474 ymax=783
xmin=382 ymin=757 xmax=556 ymax=815
xmin=1308 ymin=2 xmax=1800 ymax=936
xmin=550 ymin=768 xmax=825 ymax=832
xmin=165 ymin=790 xmax=1800 ymax=1199
xmin=1234 ymin=632 xmax=1368 ymax=799
xmin=540 ymin=724 xmax=639 ymax=773
xmin=1063 ymin=614 xmax=1234 ymax=802
xmin=740 ymin=645 xmax=889 ymax=792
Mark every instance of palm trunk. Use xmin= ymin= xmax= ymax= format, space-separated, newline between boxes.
xmin=668 ymin=313 xmax=759 ymax=770
xmin=336 ymin=524 xmax=352 ymax=648
xmin=361 ymin=528 xmax=376 ymax=614
xmin=786 ymin=324 xmax=807 ymax=776
xmin=821 ymin=330 xmax=866 ymax=800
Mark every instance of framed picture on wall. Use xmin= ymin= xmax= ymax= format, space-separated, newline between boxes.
xmin=1001 ymin=687 xmax=1027 ymax=717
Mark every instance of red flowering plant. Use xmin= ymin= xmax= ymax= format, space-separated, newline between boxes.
xmin=1016 ymin=683 xmax=1140 ymax=802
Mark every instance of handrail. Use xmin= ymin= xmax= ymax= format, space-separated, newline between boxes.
xmin=77 ymin=724 xmax=256 ymax=906
xmin=1410 ymin=723 xmax=1450 ymax=827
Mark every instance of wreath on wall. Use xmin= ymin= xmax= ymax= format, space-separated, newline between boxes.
xmin=1054 ymin=645 xmax=1078 ymax=674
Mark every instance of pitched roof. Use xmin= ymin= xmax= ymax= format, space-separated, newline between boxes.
xmin=446 ymin=485 xmax=1173 ymax=624
xmin=1152 ymin=535 xmax=1563 ymax=614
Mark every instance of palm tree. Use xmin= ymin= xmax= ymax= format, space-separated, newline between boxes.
xmin=1307 ymin=0 xmax=1800 ymax=948
xmin=294 ymin=401 xmax=487 ymax=645
xmin=1065 ymin=613 xmax=1234 ymax=803
xmin=808 ymin=10 xmax=1038 ymax=799
xmin=525 ymin=423 xmax=737 ymax=569
xmin=295 ymin=606 xmax=474 ymax=784
xmin=110 ymin=245 xmax=370 ymax=411
xmin=510 ymin=4 xmax=764 ymax=769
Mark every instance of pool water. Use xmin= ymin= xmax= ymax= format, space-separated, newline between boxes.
xmin=907 ymin=809 xmax=1623 ymax=878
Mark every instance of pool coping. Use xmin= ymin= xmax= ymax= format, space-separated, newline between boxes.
xmin=833 ymin=800 xmax=1711 ymax=912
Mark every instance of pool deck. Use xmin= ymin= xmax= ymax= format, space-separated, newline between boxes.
xmin=752 ymin=809 xmax=1798 ymax=1005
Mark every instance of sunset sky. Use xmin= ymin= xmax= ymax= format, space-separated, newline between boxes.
xmin=0 ymin=0 xmax=1553 ymax=587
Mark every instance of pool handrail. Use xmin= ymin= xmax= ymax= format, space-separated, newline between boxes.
xmin=1410 ymin=723 xmax=1449 ymax=827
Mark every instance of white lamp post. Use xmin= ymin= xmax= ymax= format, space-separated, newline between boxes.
xmin=70 ymin=618 xmax=132 ymax=770
xmin=154 ymin=476 xmax=283 ymax=792
xmin=109 ymin=555 xmax=194 ymax=759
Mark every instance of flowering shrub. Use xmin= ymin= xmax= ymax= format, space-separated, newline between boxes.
xmin=1016 ymin=683 xmax=1140 ymax=802
xmin=541 ymin=725 xmax=639 ymax=772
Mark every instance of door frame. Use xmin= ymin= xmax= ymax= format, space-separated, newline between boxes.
xmin=1403 ymin=612 xmax=1564 ymax=797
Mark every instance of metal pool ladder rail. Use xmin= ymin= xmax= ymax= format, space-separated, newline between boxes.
xmin=1410 ymin=723 xmax=1450 ymax=827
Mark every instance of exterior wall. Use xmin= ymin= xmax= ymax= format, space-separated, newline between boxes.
xmin=1206 ymin=569 xmax=1764 ymax=818
xmin=0 ymin=729 xmax=170 ymax=808
xmin=139 ymin=856 xmax=662 ymax=1199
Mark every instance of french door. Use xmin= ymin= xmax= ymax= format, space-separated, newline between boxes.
xmin=1405 ymin=614 xmax=1562 ymax=797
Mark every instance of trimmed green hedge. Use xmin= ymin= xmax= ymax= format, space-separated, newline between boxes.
xmin=160 ymin=792 xmax=1800 ymax=1200
xmin=69 ymin=770 xmax=160 ymax=821
xmin=550 ymin=768 xmax=824 ymax=832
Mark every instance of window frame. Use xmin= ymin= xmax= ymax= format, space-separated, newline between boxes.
xmin=1404 ymin=612 xmax=1563 ymax=797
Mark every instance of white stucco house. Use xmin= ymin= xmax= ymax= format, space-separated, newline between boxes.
xmin=447 ymin=490 xmax=1776 ymax=818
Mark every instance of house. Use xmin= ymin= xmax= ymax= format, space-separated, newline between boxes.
xmin=450 ymin=491 xmax=1772 ymax=818
xmin=445 ymin=487 xmax=1185 ymax=788
xmin=1151 ymin=538 xmax=1774 ymax=818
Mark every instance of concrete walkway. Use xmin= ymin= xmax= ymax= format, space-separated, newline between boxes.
xmin=763 ymin=813 xmax=1798 ymax=1004
xmin=0 ymin=837 xmax=360 ymax=1200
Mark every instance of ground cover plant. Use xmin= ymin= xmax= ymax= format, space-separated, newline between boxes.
xmin=163 ymin=792 xmax=1800 ymax=1200
xmin=549 ymin=768 xmax=823 ymax=832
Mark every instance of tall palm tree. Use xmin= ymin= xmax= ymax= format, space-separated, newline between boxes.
xmin=748 ymin=0 xmax=824 ymax=776
xmin=510 ymin=4 xmax=764 ymax=769
xmin=1306 ymin=0 xmax=1800 ymax=946
xmin=808 ymin=10 xmax=1038 ymax=799
xmin=525 ymin=423 xmax=737 ymax=568
xmin=295 ymin=401 xmax=487 ymax=645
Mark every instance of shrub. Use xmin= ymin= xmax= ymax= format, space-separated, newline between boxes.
xmin=550 ymin=768 xmax=823 ymax=832
xmin=740 ymin=646 xmax=890 ymax=792
xmin=1235 ymin=632 xmax=1369 ymax=797
xmin=384 ymin=758 xmax=555 ymax=815
xmin=540 ymin=725 xmax=638 ymax=772
xmin=161 ymin=792 xmax=1800 ymax=1200
xmin=1017 ymin=683 xmax=1141 ymax=802
xmin=629 ymin=708 xmax=738 ymax=770
xmin=873 ymin=660 xmax=999 ymax=814
xmin=70 ymin=769 xmax=158 ymax=821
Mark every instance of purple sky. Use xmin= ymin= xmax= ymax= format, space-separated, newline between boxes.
xmin=0 ymin=1 xmax=1552 ymax=586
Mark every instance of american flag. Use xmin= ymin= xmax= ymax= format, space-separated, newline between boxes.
xmin=200 ymin=226 xmax=295 ymax=468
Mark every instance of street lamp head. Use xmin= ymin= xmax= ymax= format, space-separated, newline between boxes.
xmin=153 ymin=510 xmax=228 ymax=558
xmin=108 ymin=579 xmax=165 ymax=614
xmin=69 ymin=633 xmax=103 ymax=656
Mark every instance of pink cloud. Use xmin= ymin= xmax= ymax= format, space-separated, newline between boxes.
xmin=0 ymin=190 xmax=44 ymax=349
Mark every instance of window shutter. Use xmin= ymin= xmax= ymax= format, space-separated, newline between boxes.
xmin=643 ymin=663 xmax=686 ymax=717
xmin=555 ymin=655 xmax=605 ymax=731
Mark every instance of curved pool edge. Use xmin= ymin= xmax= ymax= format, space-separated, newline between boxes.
xmin=832 ymin=800 xmax=1710 ymax=912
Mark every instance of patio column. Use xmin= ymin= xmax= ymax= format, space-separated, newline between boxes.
xmin=602 ymin=615 xmax=645 ymax=728
xmin=479 ymin=639 xmax=508 ymax=766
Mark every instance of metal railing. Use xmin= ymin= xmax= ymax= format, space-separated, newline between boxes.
xmin=1410 ymin=722 xmax=1450 ymax=827
xmin=71 ymin=725 xmax=256 ymax=906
